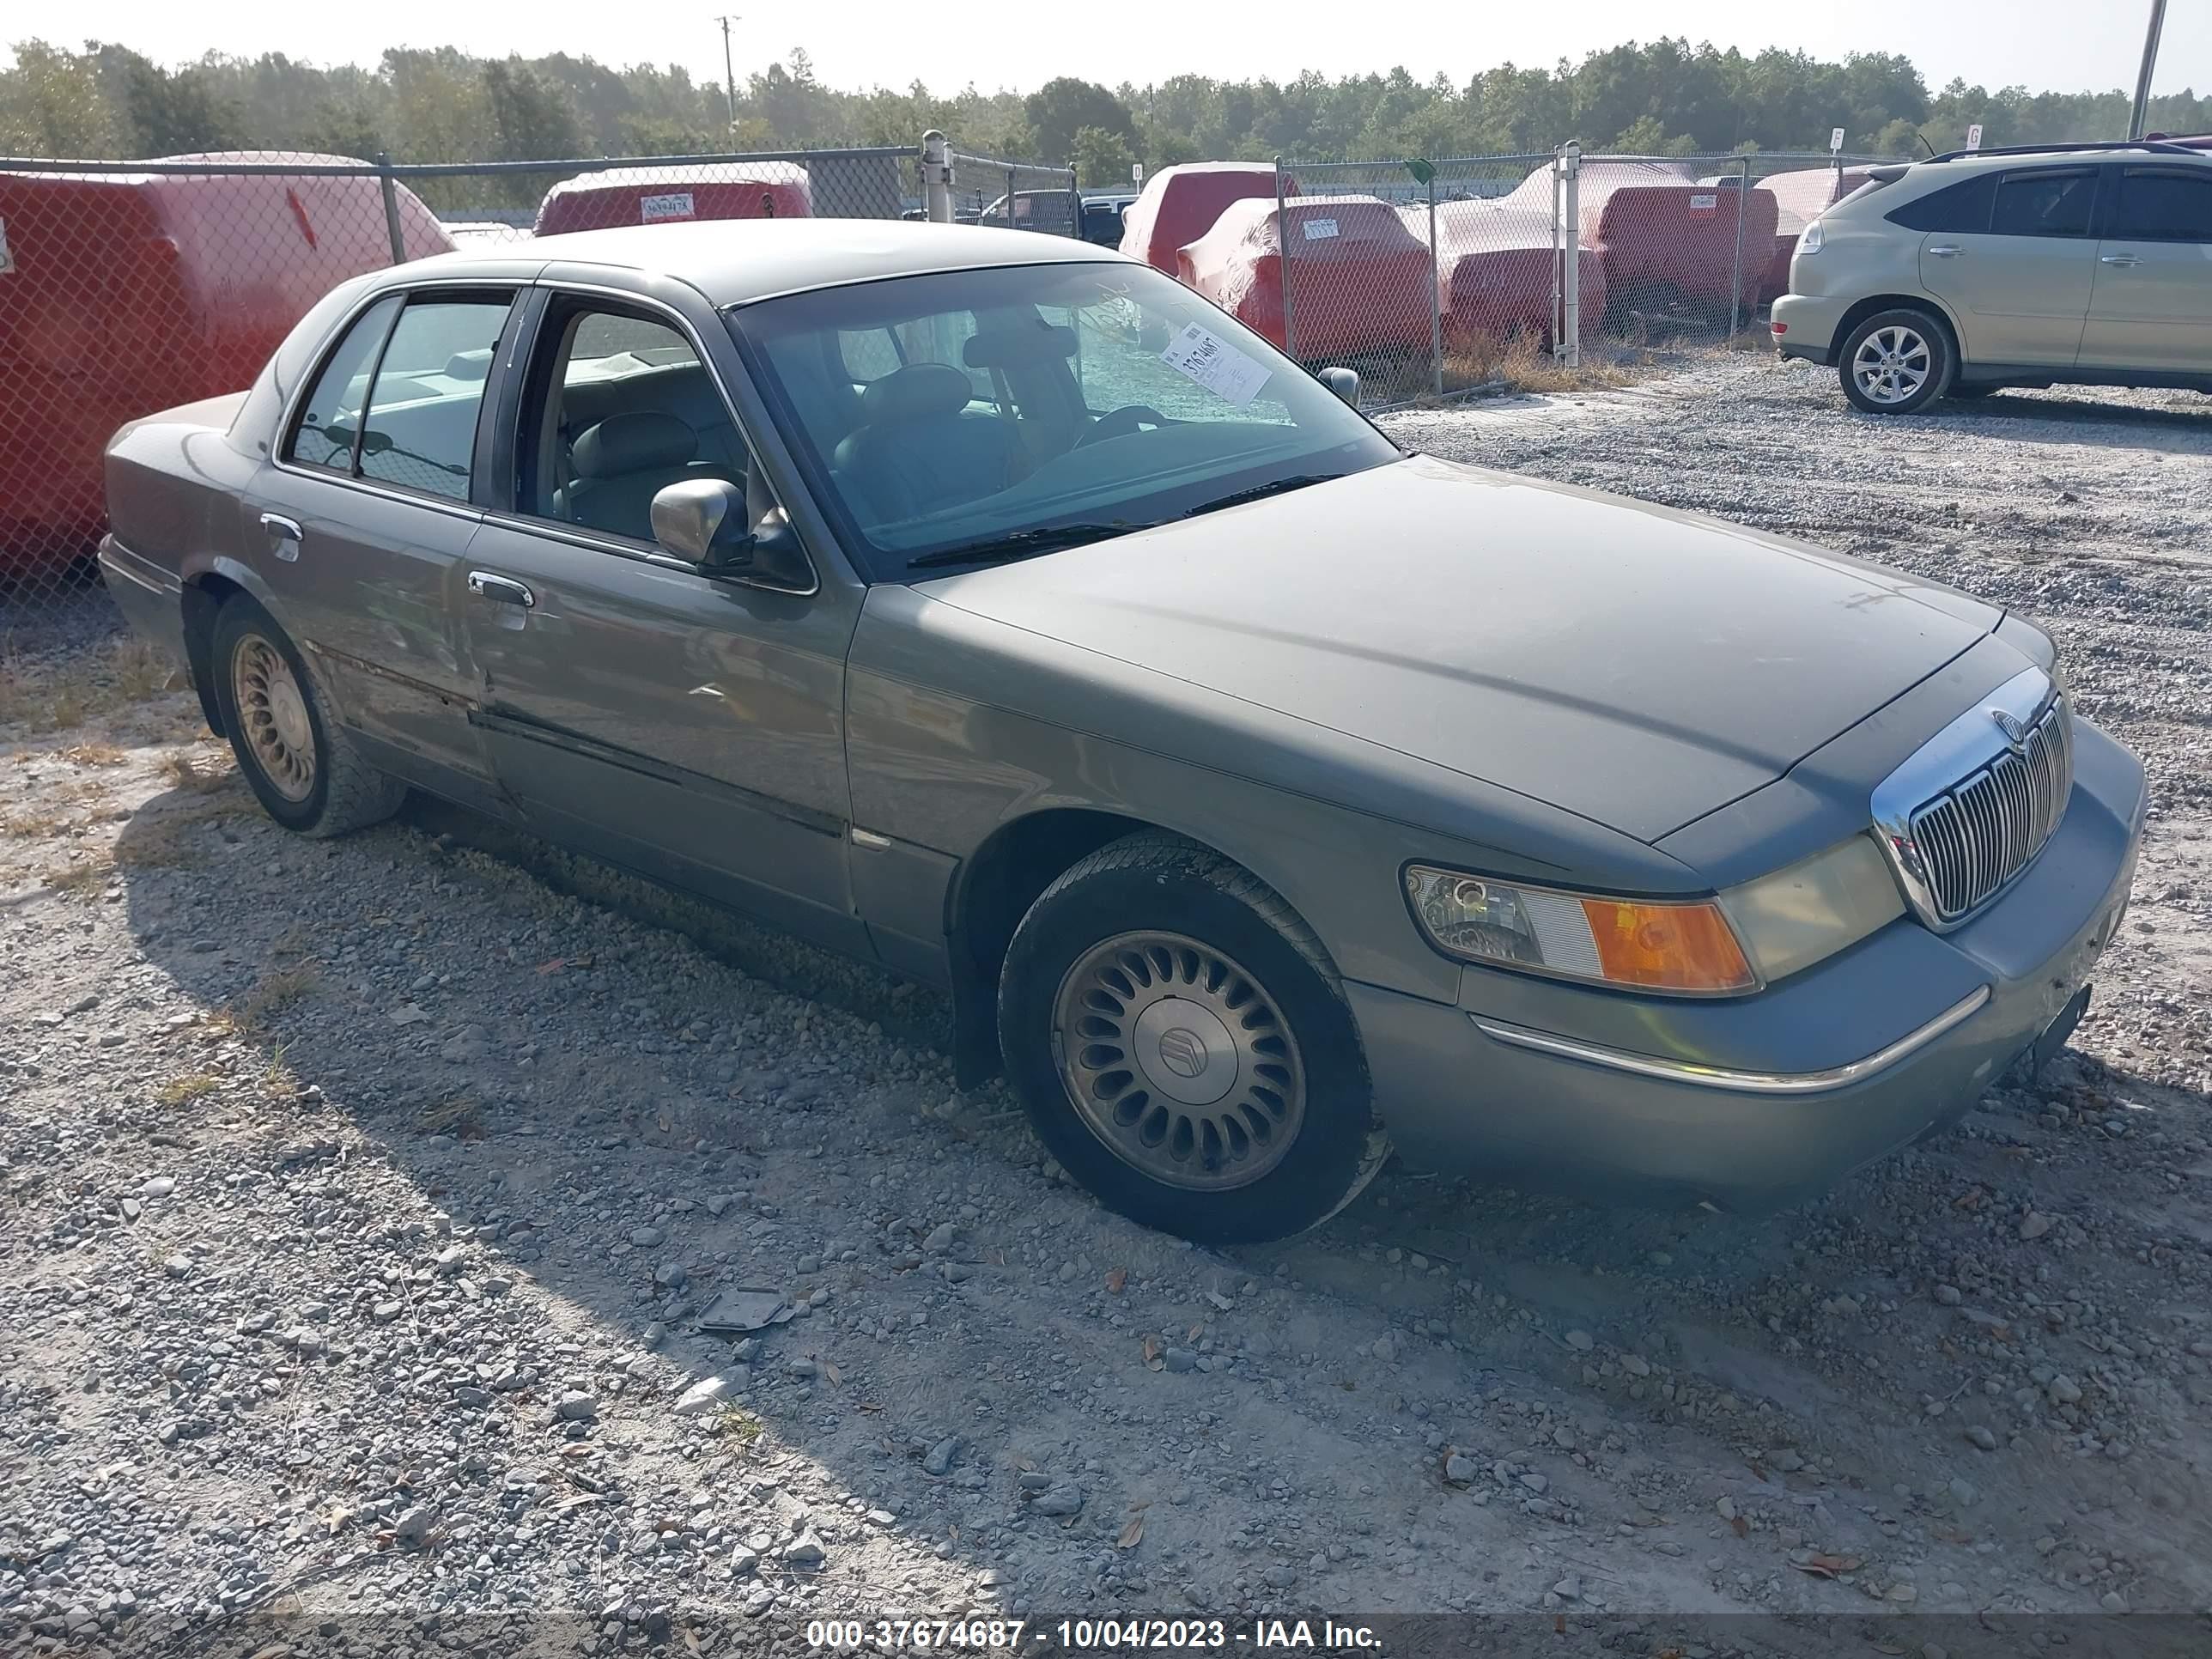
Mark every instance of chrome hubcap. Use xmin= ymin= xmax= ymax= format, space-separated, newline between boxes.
xmin=232 ymin=635 xmax=316 ymax=801
xmin=1852 ymin=325 xmax=1931 ymax=405
xmin=1051 ymin=931 xmax=1307 ymax=1192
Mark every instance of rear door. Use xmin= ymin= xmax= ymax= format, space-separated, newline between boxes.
xmin=2079 ymin=164 xmax=2212 ymax=373
xmin=244 ymin=285 xmax=519 ymax=808
xmin=1914 ymin=166 xmax=2100 ymax=366
xmin=455 ymin=283 xmax=869 ymax=956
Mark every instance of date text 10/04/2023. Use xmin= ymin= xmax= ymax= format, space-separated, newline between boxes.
xmin=803 ymin=1619 xmax=1382 ymax=1651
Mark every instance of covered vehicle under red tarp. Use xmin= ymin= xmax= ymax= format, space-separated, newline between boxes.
xmin=1423 ymin=199 xmax=1606 ymax=349
xmin=1741 ymin=167 xmax=1872 ymax=302
xmin=533 ymin=162 xmax=811 ymax=235
xmin=0 ymin=153 xmax=453 ymax=574
xmin=1120 ymin=161 xmax=1290 ymax=275
xmin=1502 ymin=159 xmax=1778 ymax=316
xmin=1177 ymin=195 xmax=1433 ymax=361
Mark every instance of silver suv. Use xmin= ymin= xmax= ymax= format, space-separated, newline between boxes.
xmin=1771 ymin=141 xmax=2212 ymax=414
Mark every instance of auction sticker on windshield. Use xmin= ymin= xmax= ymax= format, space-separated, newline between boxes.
xmin=1158 ymin=322 xmax=1271 ymax=408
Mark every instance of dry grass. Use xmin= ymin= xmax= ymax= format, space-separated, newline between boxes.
xmin=163 ymin=751 xmax=236 ymax=795
xmin=45 ymin=859 xmax=113 ymax=896
xmin=3 ymin=810 xmax=69 ymax=839
xmin=60 ymin=741 xmax=129 ymax=767
xmin=235 ymin=960 xmax=321 ymax=1025
xmin=0 ymin=635 xmax=179 ymax=737
xmin=1445 ymin=332 xmax=1638 ymax=394
xmin=416 ymin=1091 xmax=486 ymax=1139
xmin=155 ymin=1073 xmax=221 ymax=1107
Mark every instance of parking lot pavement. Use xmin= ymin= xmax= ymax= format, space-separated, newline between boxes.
xmin=3 ymin=358 xmax=2209 ymax=1650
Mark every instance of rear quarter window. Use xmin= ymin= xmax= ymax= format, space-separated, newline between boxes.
xmin=1886 ymin=173 xmax=1995 ymax=234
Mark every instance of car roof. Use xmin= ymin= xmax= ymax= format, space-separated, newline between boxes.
xmin=1917 ymin=141 xmax=2212 ymax=170
xmin=396 ymin=217 xmax=1133 ymax=307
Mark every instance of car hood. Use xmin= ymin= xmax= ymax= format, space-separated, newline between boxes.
xmin=914 ymin=454 xmax=2002 ymax=842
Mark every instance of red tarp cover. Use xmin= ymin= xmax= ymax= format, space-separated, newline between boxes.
xmin=1177 ymin=194 xmax=1435 ymax=360
xmin=1120 ymin=162 xmax=1289 ymax=274
xmin=0 ymin=154 xmax=454 ymax=570
xmin=533 ymin=162 xmax=812 ymax=235
xmin=1503 ymin=159 xmax=1778 ymax=310
xmin=1424 ymin=199 xmax=1607 ymax=348
xmin=1747 ymin=166 xmax=1871 ymax=301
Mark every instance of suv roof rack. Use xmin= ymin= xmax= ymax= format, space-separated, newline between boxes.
xmin=1925 ymin=140 xmax=2201 ymax=163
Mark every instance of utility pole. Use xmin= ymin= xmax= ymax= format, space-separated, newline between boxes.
xmin=715 ymin=15 xmax=741 ymax=139
xmin=2129 ymin=0 xmax=2167 ymax=140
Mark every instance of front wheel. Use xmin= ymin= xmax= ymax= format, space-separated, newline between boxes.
xmin=1838 ymin=307 xmax=1954 ymax=414
xmin=999 ymin=833 xmax=1386 ymax=1243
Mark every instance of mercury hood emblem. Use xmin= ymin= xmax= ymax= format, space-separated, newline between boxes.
xmin=1989 ymin=708 xmax=2030 ymax=752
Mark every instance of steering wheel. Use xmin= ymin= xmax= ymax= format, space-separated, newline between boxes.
xmin=1077 ymin=404 xmax=1170 ymax=447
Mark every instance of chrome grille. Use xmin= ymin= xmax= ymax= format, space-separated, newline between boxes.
xmin=1905 ymin=698 xmax=2073 ymax=922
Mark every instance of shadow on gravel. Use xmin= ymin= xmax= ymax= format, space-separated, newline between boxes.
xmin=1899 ymin=391 xmax=2212 ymax=452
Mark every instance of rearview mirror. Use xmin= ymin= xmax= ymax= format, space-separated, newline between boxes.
xmin=1318 ymin=366 xmax=1360 ymax=408
xmin=649 ymin=477 xmax=812 ymax=591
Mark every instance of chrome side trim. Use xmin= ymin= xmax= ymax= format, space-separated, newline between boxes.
xmin=1472 ymin=985 xmax=1991 ymax=1096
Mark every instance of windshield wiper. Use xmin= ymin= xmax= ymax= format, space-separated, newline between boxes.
xmin=1179 ymin=473 xmax=1342 ymax=520
xmin=905 ymin=521 xmax=1158 ymax=571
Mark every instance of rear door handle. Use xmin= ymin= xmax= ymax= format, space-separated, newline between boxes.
xmin=1925 ymin=244 xmax=1964 ymax=258
xmin=466 ymin=570 xmax=535 ymax=608
xmin=259 ymin=513 xmax=303 ymax=562
xmin=2100 ymin=252 xmax=2142 ymax=267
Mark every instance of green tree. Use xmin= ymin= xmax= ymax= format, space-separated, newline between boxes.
xmin=1023 ymin=76 xmax=1134 ymax=166
xmin=0 ymin=39 xmax=122 ymax=155
xmin=483 ymin=58 xmax=584 ymax=161
xmin=1070 ymin=124 xmax=1133 ymax=188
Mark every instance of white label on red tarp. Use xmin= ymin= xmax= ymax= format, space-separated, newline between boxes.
xmin=1688 ymin=192 xmax=1718 ymax=216
xmin=641 ymin=191 xmax=696 ymax=223
xmin=1159 ymin=322 xmax=1272 ymax=408
xmin=1302 ymin=216 xmax=1340 ymax=240
xmin=0 ymin=216 xmax=13 ymax=276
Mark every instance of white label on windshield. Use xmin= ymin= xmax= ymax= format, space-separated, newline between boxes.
xmin=1159 ymin=322 xmax=1272 ymax=408
xmin=1302 ymin=216 xmax=1339 ymax=240
xmin=0 ymin=216 xmax=13 ymax=276
xmin=640 ymin=191 xmax=696 ymax=222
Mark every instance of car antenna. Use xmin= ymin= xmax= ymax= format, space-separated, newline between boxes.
xmin=1917 ymin=132 xmax=1937 ymax=159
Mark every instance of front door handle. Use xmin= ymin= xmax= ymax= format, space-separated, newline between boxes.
xmin=1925 ymin=244 xmax=1965 ymax=258
xmin=466 ymin=570 xmax=536 ymax=608
xmin=2100 ymin=252 xmax=2142 ymax=267
xmin=259 ymin=513 xmax=303 ymax=562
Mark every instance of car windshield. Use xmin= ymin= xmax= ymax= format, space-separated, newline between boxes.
xmin=726 ymin=259 xmax=1401 ymax=579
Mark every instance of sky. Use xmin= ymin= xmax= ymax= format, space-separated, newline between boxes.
xmin=8 ymin=0 xmax=2205 ymax=100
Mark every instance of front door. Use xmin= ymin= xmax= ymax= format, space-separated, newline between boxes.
xmin=244 ymin=287 xmax=518 ymax=806
xmin=1918 ymin=166 xmax=2101 ymax=367
xmin=2079 ymin=164 xmax=2212 ymax=374
xmin=456 ymin=291 xmax=866 ymax=955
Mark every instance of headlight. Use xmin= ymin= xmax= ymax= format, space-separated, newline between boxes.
xmin=1717 ymin=834 xmax=1905 ymax=981
xmin=1403 ymin=866 xmax=1759 ymax=995
xmin=1800 ymin=220 xmax=1825 ymax=254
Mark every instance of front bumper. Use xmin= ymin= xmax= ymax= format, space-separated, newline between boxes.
xmin=1346 ymin=717 xmax=2145 ymax=1207
xmin=1769 ymin=291 xmax=1847 ymax=366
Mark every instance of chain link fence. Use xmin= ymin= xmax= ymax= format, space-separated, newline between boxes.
xmin=0 ymin=140 xmax=1078 ymax=628
xmin=1255 ymin=149 xmax=1896 ymax=409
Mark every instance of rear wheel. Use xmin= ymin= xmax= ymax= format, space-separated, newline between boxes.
xmin=1838 ymin=307 xmax=1954 ymax=414
xmin=210 ymin=597 xmax=406 ymax=837
xmin=999 ymin=833 xmax=1386 ymax=1243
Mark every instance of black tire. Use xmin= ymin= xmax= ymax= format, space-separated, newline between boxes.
xmin=210 ymin=596 xmax=407 ymax=838
xmin=999 ymin=832 xmax=1387 ymax=1243
xmin=1837 ymin=307 xmax=1955 ymax=415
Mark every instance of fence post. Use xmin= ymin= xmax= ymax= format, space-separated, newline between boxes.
xmin=921 ymin=130 xmax=952 ymax=223
xmin=1273 ymin=157 xmax=1297 ymax=360
xmin=1549 ymin=153 xmax=1562 ymax=356
xmin=1728 ymin=155 xmax=1751 ymax=337
xmin=1067 ymin=170 xmax=1082 ymax=240
xmin=1559 ymin=143 xmax=1580 ymax=369
xmin=374 ymin=151 xmax=407 ymax=265
xmin=1006 ymin=166 xmax=1017 ymax=228
xmin=1426 ymin=172 xmax=1443 ymax=397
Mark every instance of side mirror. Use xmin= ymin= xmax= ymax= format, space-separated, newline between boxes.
xmin=1318 ymin=365 xmax=1361 ymax=408
xmin=649 ymin=478 xmax=811 ymax=590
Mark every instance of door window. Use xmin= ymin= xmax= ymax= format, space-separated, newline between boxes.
xmin=357 ymin=298 xmax=512 ymax=501
xmin=1989 ymin=170 xmax=2096 ymax=238
xmin=2106 ymin=167 xmax=2212 ymax=242
xmin=521 ymin=302 xmax=761 ymax=544
xmin=285 ymin=295 xmax=400 ymax=471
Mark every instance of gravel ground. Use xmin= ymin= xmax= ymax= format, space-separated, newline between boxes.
xmin=3 ymin=356 xmax=2209 ymax=1656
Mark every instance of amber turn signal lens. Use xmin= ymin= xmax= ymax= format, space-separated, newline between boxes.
xmin=1576 ymin=897 xmax=1758 ymax=994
